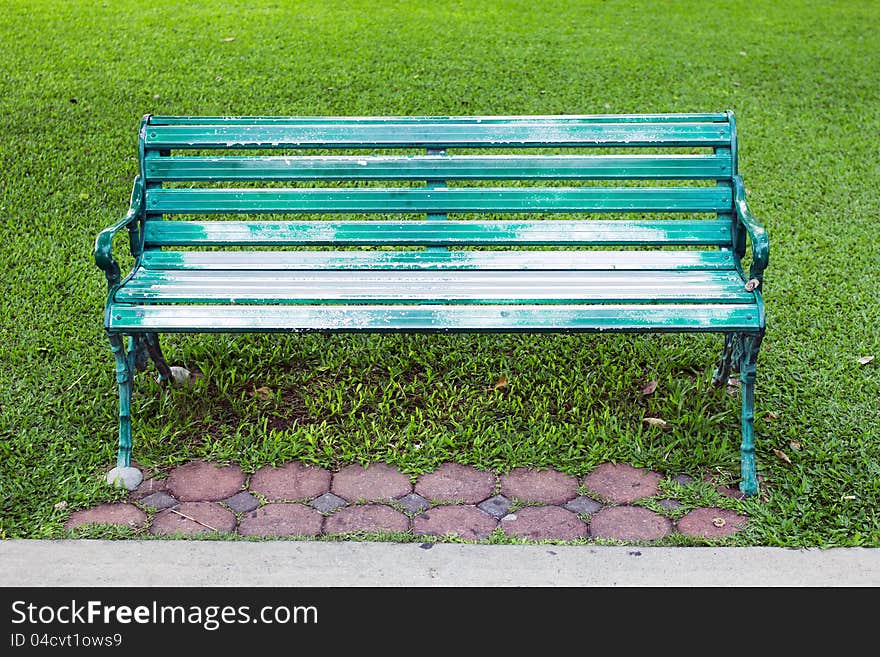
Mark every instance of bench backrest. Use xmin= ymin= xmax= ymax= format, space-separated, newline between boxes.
xmin=134 ymin=113 xmax=739 ymax=256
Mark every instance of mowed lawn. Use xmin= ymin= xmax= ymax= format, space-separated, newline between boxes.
xmin=0 ymin=0 xmax=878 ymax=545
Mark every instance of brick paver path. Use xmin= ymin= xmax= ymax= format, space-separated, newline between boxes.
xmin=63 ymin=461 xmax=751 ymax=543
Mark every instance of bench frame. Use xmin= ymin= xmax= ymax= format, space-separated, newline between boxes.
xmin=95 ymin=112 xmax=768 ymax=495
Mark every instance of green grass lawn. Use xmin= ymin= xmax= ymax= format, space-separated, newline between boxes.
xmin=0 ymin=0 xmax=878 ymax=546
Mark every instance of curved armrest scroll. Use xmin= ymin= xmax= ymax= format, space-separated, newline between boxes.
xmin=95 ymin=177 xmax=144 ymax=288
xmin=732 ymin=175 xmax=769 ymax=285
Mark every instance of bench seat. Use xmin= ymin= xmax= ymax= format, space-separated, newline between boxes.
xmin=110 ymin=250 xmax=761 ymax=332
xmin=108 ymin=303 xmax=762 ymax=334
xmin=111 ymin=241 xmax=762 ymax=331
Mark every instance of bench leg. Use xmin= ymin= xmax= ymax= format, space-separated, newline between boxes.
xmin=142 ymin=332 xmax=173 ymax=384
xmin=712 ymin=333 xmax=736 ymax=388
xmin=105 ymin=333 xmax=143 ymax=490
xmin=138 ymin=332 xmax=195 ymax=386
xmin=738 ymin=332 xmax=763 ymax=497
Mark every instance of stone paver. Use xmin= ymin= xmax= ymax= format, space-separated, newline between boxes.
xmin=589 ymin=506 xmax=673 ymax=542
xmin=415 ymin=463 xmax=495 ymax=504
xmin=150 ymin=502 xmax=236 ymax=536
xmin=64 ymin=503 xmax=147 ymax=530
xmin=139 ymin=492 xmax=179 ymax=511
xmin=331 ymin=463 xmax=412 ymax=502
xmin=500 ymin=468 xmax=578 ymax=504
xmin=413 ymin=505 xmax=497 ymax=541
xmin=110 ymin=459 xmax=750 ymax=543
xmin=716 ymin=485 xmax=746 ymax=500
xmin=478 ymin=495 xmax=511 ymax=518
xmin=676 ymin=508 xmax=748 ymax=538
xmin=130 ymin=476 xmax=168 ymax=500
xmin=238 ymin=503 xmax=323 ymax=537
xmin=563 ymin=496 xmax=604 ymax=516
xmin=583 ymin=463 xmax=662 ymax=504
xmin=223 ymin=491 xmax=260 ymax=514
xmin=166 ymin=461 xmax=245 ymax=502
xmin=309 ymin=492 xmax=348 ymax=514
xmin=396 ymin=493 xmax=431 ymax=515
xmin=248 ymin=462 xmax=332 ymax=501
xmin=501 ymin=506 xmax=589 ymax=541
xmin=323 ymin=504 xmax=409 ymax=535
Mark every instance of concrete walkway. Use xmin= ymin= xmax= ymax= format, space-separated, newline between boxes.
xmin=2 ymin=540 xmax=878 ymax=587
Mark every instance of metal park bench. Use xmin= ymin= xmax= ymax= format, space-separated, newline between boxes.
xmin=95 ymin=112 xmax=768 ymax=495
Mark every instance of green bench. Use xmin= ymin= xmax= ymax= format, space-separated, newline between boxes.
xmin=95 ymin=112 xmax=768 ymax=495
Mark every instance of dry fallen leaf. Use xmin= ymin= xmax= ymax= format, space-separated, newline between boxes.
xmin=857 ymin=356 xmax=875 ymax=365
xmin=712 ymin=517 xmax=726 ymax=527
xmin=642 ymin=417 xmax=668 ymax=428
xmin=221 ymin=36 xmax=236 ymax=42
xmin=764 ymin=411 xmax=778 ymax=421
xmin=842 ymin=495 xmax=856 ymax=501
xmin=773 ymin=449 xmax=792 ymax=465
xmin=641 ymin=380 xmax=658 ymax=395
xmin=251 ymin=386 xmax=272 ymax=401
xmin=53 ymin=501 xmax=67 ymax=510
xmin=493 ymin=375 xmax=508 ymax=390
xmin=789 ymin=440 xmax=802 ymax=451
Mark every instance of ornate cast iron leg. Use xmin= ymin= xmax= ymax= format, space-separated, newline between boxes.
xmin=137 ymin=332 xmax=192 ymax=385
xmin=142 ymin=332 xmax=173 ymax=383
xmin=105 ymin=333 xmax=143 ymax=490
xmin=712 ymin=333 xmax=736 ymax=387
xmin=738 ymin=332 xmax=763 ymax=497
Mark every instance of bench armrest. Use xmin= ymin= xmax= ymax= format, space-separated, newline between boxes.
xmin=95 ymin=177 xmax=143 ymax=288
xmin=732 ymin=175 xmax=769 ymax=287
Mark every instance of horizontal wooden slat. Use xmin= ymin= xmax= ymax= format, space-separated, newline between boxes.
xmin=144 ymin=154 xmax=732 ymax=182
xmin=141 ymin=249 xmax=736 ymax=271
xmin=106 ymin=303 xmax=762 ymax=333
xmin=144 ymin=121 xmax=731 ymax=150
xmin=146 ymin=187 xmax=731 ymax=214
xmin=143 ymin=220 xmax=732 ymax=247
xmin=116 ymin=269 xmax=752 ymax=305
xmin=148 ymin=114 xmax=730 ymax=126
